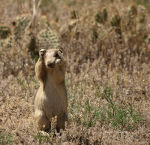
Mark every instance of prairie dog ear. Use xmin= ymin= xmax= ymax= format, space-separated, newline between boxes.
xmin=39 ymin=49 xmax=46 ymax=57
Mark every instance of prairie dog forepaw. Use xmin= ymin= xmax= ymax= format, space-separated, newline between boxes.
xmin=58 ymin=49 xmax=64 ymax=60
xmin=39 ymin=49 xmax=46 ymax=57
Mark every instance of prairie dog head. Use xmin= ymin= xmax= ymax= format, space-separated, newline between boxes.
xmin=39 ymin=49 xmax=65 ymax=69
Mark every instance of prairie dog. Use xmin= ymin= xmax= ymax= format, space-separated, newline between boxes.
xmin=34 ymin=48 xmax=67 ymax=132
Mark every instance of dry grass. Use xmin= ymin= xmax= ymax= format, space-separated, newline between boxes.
xmin=0 ymin=0 xmax=150 ymax=144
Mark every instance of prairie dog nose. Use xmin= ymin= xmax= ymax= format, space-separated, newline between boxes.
xmin=47 ymin=62 xmax=55 ymax=68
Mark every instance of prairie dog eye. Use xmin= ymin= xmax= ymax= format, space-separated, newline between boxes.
xmin=12 ymin=21 xmax=16 ymax=26
xmin=55 ymin=52 xmax=61 ymax=59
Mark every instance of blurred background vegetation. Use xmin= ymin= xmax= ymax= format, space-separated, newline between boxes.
xmin=0 ymin=0 xmax=150 ymax=144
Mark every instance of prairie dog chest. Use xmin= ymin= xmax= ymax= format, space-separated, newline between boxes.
xmin=43 ymin=74 xmax=66 ymax=115
xmin=44 ymin=74 xmax=65 ymax=102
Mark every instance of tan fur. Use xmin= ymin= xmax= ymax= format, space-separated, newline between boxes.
xmin=34 ymin=49 xmax=68 ymax=132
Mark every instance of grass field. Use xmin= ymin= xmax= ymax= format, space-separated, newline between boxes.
xmin=0 ymin=0 xmax=150 ymax=144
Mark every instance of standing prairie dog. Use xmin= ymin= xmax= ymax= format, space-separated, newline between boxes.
xmin=34 ymin=48 xmax=68 ymax=132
